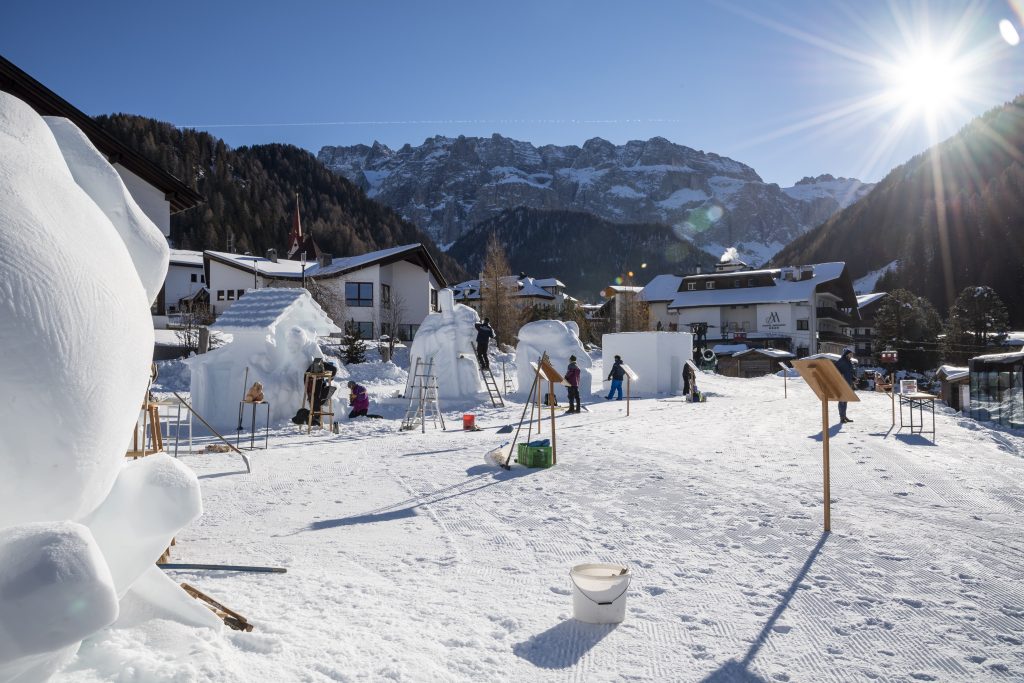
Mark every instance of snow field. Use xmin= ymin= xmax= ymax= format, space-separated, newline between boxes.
xmin=58 ymin=369 xmax=1024 ymax=682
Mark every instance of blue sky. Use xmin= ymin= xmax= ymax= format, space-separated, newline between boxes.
xmin=3 ymin=0 xmax=1023 ymax=185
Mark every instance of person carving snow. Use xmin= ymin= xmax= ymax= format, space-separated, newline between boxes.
xmin=606 ymin=355 xmax=626 ymax=400
xmin=565 ymin=355 xmax=582 ymax=413
xmin=474 ymin=318 xmax=495 ymax=369
xmin=347 ymin=381 xmax=370 ymax=418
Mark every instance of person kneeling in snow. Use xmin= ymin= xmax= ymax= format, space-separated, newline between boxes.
xmin=347 ymin=380 xmax=370 ymax=418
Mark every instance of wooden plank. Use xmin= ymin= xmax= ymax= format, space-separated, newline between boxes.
xmin=180 ymin=582 xmax=254 ymax=632
xmin=791 ymin=359 xmax=859 ymax=403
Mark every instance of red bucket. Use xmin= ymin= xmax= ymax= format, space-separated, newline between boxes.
xmin=463 ymin=414 xmax=476 ymax=431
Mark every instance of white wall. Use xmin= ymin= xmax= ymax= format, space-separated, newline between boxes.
xmin=207 ymin=260 xmax=265 ymax=315
xmin=601 ymin=332 xmax=694 ymax=397
xmin=114 ymin=164 xmax=171 ymax=236
xmin=675 ymin=307 xmax=722 ymax=334
xmin=164 ymin=263 xmax=205 ymax=313
xmin=386 ymin=259 xmax=434 ymax=326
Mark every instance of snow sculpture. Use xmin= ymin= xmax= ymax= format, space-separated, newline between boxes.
xmin=0 ymin=92 xmax=217 ymax=682
xmin=601 ymin=332 xmax=694 ymax=396
xmin=189 ymin=288 xmax=343 ymax=431
xmin=404 ymin=289 xmax=483 ymax=400
xmin=515 ymin=320 xmax=593 ymax=399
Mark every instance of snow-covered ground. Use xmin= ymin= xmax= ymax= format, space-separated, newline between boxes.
xmin=57 ymin=363 xmax=1024 ymax=682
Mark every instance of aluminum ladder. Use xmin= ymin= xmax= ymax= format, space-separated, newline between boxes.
xmin=401 ymin=358 xmax=445 ymax=432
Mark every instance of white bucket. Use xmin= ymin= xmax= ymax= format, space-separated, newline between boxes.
xmin=570 ymin=563 xmax=631 ymax=624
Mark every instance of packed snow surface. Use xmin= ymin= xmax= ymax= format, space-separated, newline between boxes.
xmin=54 ymin=364 xmax=1024 ymax=682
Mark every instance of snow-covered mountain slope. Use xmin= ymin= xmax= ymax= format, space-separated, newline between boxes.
xmin=319 ymin=135 xmax=873 ymax=264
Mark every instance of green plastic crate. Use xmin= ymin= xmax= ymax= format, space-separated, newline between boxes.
xmin=516 ymin=444 xmax=553 ymax=468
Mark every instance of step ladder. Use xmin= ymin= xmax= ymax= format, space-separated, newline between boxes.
xmin=481 ymin=365 xmax=505 ymax=407
xmin=500 ymin=359 xmax=515 ymax=397
xmin=401 ymin=358 xmax=445 ymax=432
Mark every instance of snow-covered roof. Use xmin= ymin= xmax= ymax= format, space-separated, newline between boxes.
xmin=856 ymin=292 xmax=886 ymax=308
xmin=668 ymin=262 xmax=851 ymax=309
xmin=517 ymin=277 xmax=555 ymax=299
xmin=733 ymin=348 xmax=795 ymax=359
xmin=972 ymin=351 xmax=1024 ymax=364
xmin=604 ymin=285 xmax=644 ymax=294
xmin=533 ymin=277 xmax=566 ymax=288
xmin=210 ymin=288 xmax=339 ymax=335
xmin=452 ymin=275 xmax=555 ymax=300
xmin=640 ymin=274 xmax=683 ymax=302
xmin=169 ymin=249 xmax=203 ymax=267
xmin=801 ymin=352 xmax=842 ymax=362
xmin=936 ymin=365 xmax=968 ymax=380
xmin=205 ymin=244 xmax=445 ymax=284
xmin=712 ymin=344 xmax=748 ymax=355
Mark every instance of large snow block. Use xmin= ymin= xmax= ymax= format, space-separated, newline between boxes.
xmin=515 ymin=320 xmax=593 ymax=399
xmin=601 ymin=332 xmax=693 ymax=396
xmin=404 ymin=289 xmax=482 ymax=400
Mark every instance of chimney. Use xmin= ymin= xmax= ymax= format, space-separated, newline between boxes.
xmin=318 ymin=252 xmax=333 ymax=268
xmin=266 ymin=248 xmax=278 ymax=263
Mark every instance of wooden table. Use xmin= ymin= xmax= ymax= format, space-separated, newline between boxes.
xmin=898 ymin=392 xmax=937 ymax=441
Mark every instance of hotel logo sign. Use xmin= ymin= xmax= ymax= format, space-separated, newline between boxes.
xmin=761 ymin=306 xmax=788 ymax=332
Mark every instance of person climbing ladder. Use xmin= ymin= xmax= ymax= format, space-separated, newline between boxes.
xmin=474 ymin=318 xmax=495 ymax=369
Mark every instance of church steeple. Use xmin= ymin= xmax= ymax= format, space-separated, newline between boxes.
xmin=286 ymin=193 xmax=320 ymax=261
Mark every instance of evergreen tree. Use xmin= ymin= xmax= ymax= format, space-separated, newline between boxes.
xmin=943 ymin=286 xmax=1010 ymax=363
xmin=872 ymin=289 xmax=942 ymax=370
xmin=341 ymin=321 xmax=367 ymax=365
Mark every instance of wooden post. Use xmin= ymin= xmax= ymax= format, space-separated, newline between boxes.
xmin=626 ymin=375 xmax=631 ymax=416
xmin=890 ymin=373 xmax=896 ymax=427
xmin=821 ymin=400 xmax=831 ymax=532
xmin=549 ymin=379 xmax=557 ymax=465
xmin=779 ymin=362 xmax=788 ymax=398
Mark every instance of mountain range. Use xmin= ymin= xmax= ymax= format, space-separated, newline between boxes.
xmin=319 ymin=134 xmax=873 ymax=265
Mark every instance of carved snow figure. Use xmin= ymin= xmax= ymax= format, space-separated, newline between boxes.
xmin=189 ymin=288 xmax=343 ymax=431
xmin=0 ymin=92 xmax=218 ymax=683
xmin=404 ymin=289 xmax=483 ymax=400
xmin=515 ymin=320 xmax=593 ymax=399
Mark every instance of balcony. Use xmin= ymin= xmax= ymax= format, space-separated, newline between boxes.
xmin=816 ymin=307 xmax=855 ymax=325
xmin=818 ymin=330 xmax=854 ymax=344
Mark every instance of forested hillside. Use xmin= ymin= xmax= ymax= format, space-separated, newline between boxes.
xmin=447 ymin=207 xmax=716 ymax=298
xmin=95 ymin=114 xmax=466 ymax=281
xmin=772 ymin=96 xmax=1024 ymax=324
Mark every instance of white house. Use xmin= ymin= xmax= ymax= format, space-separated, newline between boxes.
xmin=639 ymin=274 xmax=684 ymax=331
xmin=451 ymin=275 xmax=565 ymax=313
xmin=189 ymin=288 xmax=342 ymax=431
xmin=204 ymin=243 xmax=446 ymax=342
xmin=650 ymin=262 xmax=860 ymax=357
xmin=160 ymin=250 xmax=207 ymax=316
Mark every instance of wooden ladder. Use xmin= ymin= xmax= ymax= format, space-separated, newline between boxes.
xmin=480 ymin=365 xmax=505 ymax=407
xmin=401 ymin=359 xmax=445 ymax=432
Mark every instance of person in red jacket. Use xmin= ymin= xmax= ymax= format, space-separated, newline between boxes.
xmin=564 ymin=355 xmax=582 ymax=413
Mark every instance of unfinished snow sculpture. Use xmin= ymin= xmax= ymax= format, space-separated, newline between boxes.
xmin=190 ymin=288 xmax=343 ymax=431
xmin=515 ymin=320 xmax=593 ymax=399
xmin=404 ymin=288 xmax=483 ymax=400
xmin=0 ymin=92 xmax=216 ymax=682
xmin=601 ymin=332 xmax=694 ymax=396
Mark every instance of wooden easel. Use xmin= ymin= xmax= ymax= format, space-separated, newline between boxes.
xmin=302 ymin=371 xmax=335 ymax=433
xmin=620 ymin=363 xmax=639 ymax=416
xmin=128 ymin=366 xmax=163 ymax=458
xmin=791 ymin=359 xmax=860 ymax=532
xmin=529 ymin=355 xmax=564 ymax=465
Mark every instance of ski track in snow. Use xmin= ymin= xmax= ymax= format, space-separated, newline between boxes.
xmin=57 ymin=372 xmax=1024 ymax=682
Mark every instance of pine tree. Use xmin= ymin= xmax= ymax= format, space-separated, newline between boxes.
xmin=872 ymin=289 xmax=942 ymax=370
xmin=943 ymin=286 xmax=1010 ymax=363
xmin=341 ymin=320 xmax=367 ymax=365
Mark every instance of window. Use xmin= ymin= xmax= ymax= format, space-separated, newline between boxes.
xmin=748 ymin=278 xmax=755 ymax=287
xmin=733 ymin=279 xmax=742 ymax=288
xmin=345 ymin=282 xmax=373 ymax=307
xmin=201 ymin=274 xmax=206 ymax=284
xmin=797 ymin=319 xmax=809 ymax=331
xmin=236 ymin=289 xmax=245 ymax=299
xmin=397 ymin=323 xmax=420 ymax=341
xmin=190 ymin=273 xmax=198 ymax=283
xmin=346 ymin=320 xmax=373 ymax=338
xmin=227 ymin=290 xmax=235 ymax=301
xmin=687 ymin=282 xmax=696 ymax=291
xmin=430 ymin=289 xmax=439 ymax=312
xmin=706 ymin=282 xmax=715 ymax=290
xmin=381 ymin=284 xmax=392 ymax=308
xmin=216 ymin=290 xmax=225 ymax=301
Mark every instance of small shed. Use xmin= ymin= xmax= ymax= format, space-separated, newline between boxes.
xmin=189 ymin=288 xmax=341 ymax=431
xmin=601 ymin=332 xmax=693 ymax=396
xmin=935 ymin=365 xmax=969 ymax=413
xmin=968 ymin=351 xmax=1024 ymax=429
xmin=718 ymin=348 xmax=796 ymax=378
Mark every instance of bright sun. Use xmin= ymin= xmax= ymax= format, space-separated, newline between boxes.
xmin=883 ymin=46 xmax=966 ymax=118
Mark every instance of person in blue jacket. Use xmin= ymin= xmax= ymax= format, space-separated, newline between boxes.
xmin=606 ymin=355 xmax=626 ymax=400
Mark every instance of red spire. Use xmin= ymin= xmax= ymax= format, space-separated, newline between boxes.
xmin=287 ymin=193 xmax=303 ymax=255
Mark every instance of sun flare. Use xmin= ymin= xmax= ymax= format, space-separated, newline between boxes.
xmin=882 ymin=46 xmax=966 ymax=118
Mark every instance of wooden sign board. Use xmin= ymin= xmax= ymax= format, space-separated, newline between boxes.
xmin=530 ymin=360 xmax=567 ymax=386
xmin=619 ymin=363 xmax=640 ymax=381
xmin=792 ymin=359 xmax=859 ymax=403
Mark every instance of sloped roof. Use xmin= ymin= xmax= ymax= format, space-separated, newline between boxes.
xmin=0 ymin=54 xmax=202 ymax=213
xmin=856 ymin=292 xmax=886 ymax=308
xmin=640 ymin=274 xmax=683 ymax=302
xmin=733 ymin=348 xmax=795 ymax=359
xmin=668 ymin=262 xmax=855 ymax=309
xmin=452 ymin=275 xmax=555 ymax=300
xmin=206 ymin=243 xmax=446 ymax=286
xmin=169 ymin=249 xmax=204 ymax=267
xmin=210 ymin=288 xmax=339 ymax=335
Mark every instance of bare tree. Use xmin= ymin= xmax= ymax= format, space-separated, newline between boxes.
xmin=379 ymin=290 xmax=408 ymax=361
xmin=480 ymin=233 xmax=524 ymax=345
xmin=174 ymin=304 xmax=223 ymax=354
xmin=617 ymin=274 xmax=649 ymax=332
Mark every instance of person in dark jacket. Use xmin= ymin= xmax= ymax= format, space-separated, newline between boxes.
xmin=347 ymin=380 xmax=370 ymax=418
xmin=834 ymin=348 xmax=856 ymax=423
xmin=606 ymin=355 xmax=626 ymax=400
xmin=682 ymin=361 xmax=697 ymax=400
xmin=565 ymin=355 xmax=582 ymax=413
xmin=474 ymin=318 xmax=495 ymax=369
